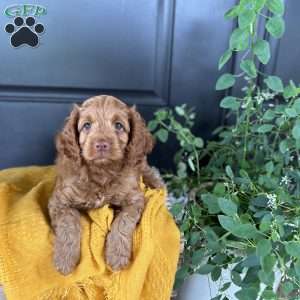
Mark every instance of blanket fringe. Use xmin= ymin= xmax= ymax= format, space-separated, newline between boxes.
xmin=36 ymin=276 xmax=115 ymax=300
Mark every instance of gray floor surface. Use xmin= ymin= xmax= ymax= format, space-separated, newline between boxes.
xmin=0 ymin=287 xmax=5 ymax=300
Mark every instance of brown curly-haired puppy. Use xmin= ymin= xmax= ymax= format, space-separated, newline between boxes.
xmin=48 ymin=95 xmax=164 ymax=275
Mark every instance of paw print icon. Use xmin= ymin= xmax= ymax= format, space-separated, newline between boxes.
xmin=5 ymin=16 xmax=44 ymax=48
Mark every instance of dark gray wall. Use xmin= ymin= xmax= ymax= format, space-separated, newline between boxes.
xmin=0 ymin=0 xmax=297 ymax=169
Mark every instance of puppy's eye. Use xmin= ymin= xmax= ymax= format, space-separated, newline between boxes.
xmin=83 ymin=122 xmax=91 ymax=130
xmin=115 ymin=122 xmax=124 ymax=131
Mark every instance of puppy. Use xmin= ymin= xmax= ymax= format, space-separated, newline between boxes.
xmin=48 ymin=95 xmax=164 ymax=275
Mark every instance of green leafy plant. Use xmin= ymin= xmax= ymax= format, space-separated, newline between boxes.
xmin=150 ymin=0 xmax=300 ymax=299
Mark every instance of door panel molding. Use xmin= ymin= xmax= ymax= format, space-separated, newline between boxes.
xmin=0 ymin=0 xmax=176 ymax=107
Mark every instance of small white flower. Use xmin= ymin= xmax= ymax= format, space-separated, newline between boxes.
xmin=287 ymin=223 xmax=298 ymax=228
xmin=254 ymin=95 xmax=264 ymax=105
xmin=259 ymin=146 xmax=263 ymax=150
xmin=166 ymin=202 xmax=172 ymax=210
xmin=268 ymin=103 xmax=275 ymax=107
xmin=266 ymin=193 xmax=277 ymax=209
xmin=280 ymin=175 xmax=291 ymax=186
xmin=263 ymin=91 xmax=275 ymax=99
xmin=266 ymin=193 xmax=276 ymax=201
xmin=290 ymin=155 xmax=295 ymax=161
xmin=193 ymin=265 xmax=201 ymax=272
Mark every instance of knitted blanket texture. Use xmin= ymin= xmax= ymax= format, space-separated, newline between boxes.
xmin=0 ymin=166 xmax=180 ymax=300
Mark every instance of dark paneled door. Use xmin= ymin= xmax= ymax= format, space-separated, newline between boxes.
xmin=0 ymin=1 xmax=234 ymax=169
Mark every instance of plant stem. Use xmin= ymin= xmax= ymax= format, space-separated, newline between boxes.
xmin=242 ymin=19 xmax=257 ymax=163
xmin=158 ymin=119 xmax=201 ymax=183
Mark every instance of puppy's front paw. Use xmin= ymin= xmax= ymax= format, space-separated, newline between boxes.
xmin=53 ymin=238 xmax=80 ymax=275
xmin=105 ymin=231 xmax=131 ymax=271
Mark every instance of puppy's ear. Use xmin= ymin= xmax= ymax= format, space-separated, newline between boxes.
xmin=126 ymin=106 xmax=154 ymax=166
xmin=56 ymin=104 xmax=81 ymax=164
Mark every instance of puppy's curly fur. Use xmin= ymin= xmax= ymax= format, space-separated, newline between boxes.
xmin=48 ymin=95 xmax=164 ymax=275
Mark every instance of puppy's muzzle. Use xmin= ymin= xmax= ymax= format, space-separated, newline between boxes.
xmin=94 ymin=140 xmax=110 ymax=153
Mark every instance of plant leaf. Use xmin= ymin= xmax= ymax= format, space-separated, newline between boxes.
xmin=266 ymin=0 xmax=285 ymax=16
xmin=211 ymin=267 xmax=222 ymax=281
xmin=220 ymin=282 xmax=231 ymax=292
xmin=218 ymin=215 xmax=236 ymax=232
xmin=279 ymin=140 xmax=289 ymax=153
xmin=225 ymin=165 xmax=234 ymax=179
xmin=282 ymin=282 xmax=295 ymax=296
xmin=265 ymin=161 xmax=274 ymax=174
xmin=147 ymin=120 xmax=158 ymax=131
xmin=175 ymin=106 xmax=185 ymax=116
xmin=155 ymin=128 xmax=168 ymax=143
xmin=283 ymin=81 xmax=298 ymax=99
xmin=294 ymin=260 xmax=300 ymax=279
xmin=255 ymin=0 xmax=267 ymax=11
xmin=233 ymin=224 xmax=259 ymax=239
xmin=220 ymin=96 xmax=240 ymax=110
xmin=211 ymin=296 xmax=222 ymax=300
xmin=190 ymin=231 xmax=201 ymax=245
xmin=263 ymin=109 xmax=276 ymax=121
xmin=235 ymin=287 xmax=259 ymax=300
xmin=216 ymin=73 xmax=235 ymax=90
xmin=154 ymin=109 xmax=168 ymax=120
xmin=261 ymin=254 xmax=276 ymax=273
xmin=202 ymin=194 xmax=221 ymax=214
xmin=264 ymin=75 xmax=284 ymax=92
xmin=253 ymin=39 xmax=271 ymax=64
xmin=188 ymin=157 xmax=195 ymax=171
xmin=293 ymin=98 xmax=300 ymax=113
xmin=225 ymin=5 xmax=240 ymax=19
xmin=170 ymin=202 xmax=183 ymax=218
xmin=260 ymin=214 xmax=272 ymax=232
xmin=256 ymin=239 xmax=272 ymax=257
xmin=218 ymin=197 xmax=238 ymax=217
xmin=218 ymin=215 xmax=259 ymax=239
xmin=197 ymin=264 xmax=215 ymax=274
xmin=241 ymin=255 xmax=260 ymax=267
xmin=292 ymin=121 xmax=300 ymax=140
xmin=176 ymin=266 xmax=189 ymax=281
xmin=240 ymin=59 xmax=257 ymax=78
xmin=261 ymin=289 xmax=276 ymax=299
xmin=285 ymin=242 xmax=300 ymax=259
xmin=266 ymin=16 xmax=285 ymax=38
xmin=258 ymin=269 xmax=275 ymax=286
xmin=218 ymin=49 xmax=232 ymax=70
xmin=191 ymin=249 xmax=206 ymax=265
xmin=238 ymin=10 xmax=255 ymax=29
xmin=230 ymin=28 xmax=249 ymax=51
xmin=285 ymin=108 xmax=298 ymax=118
xmin=194 ymin=137 xmax=204 ymax=148
xmin=256 ymin=124 xmax=274 ymax=133
xmin=231 ymin=271 xmax=242 ymax=286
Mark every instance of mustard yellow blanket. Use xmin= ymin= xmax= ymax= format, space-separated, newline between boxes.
xmin=0 ymin=166 xmax=180 ymax=300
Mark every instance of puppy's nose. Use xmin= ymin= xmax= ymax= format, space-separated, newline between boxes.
xmin=95 ymin=141 xmax=110 ymax=152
